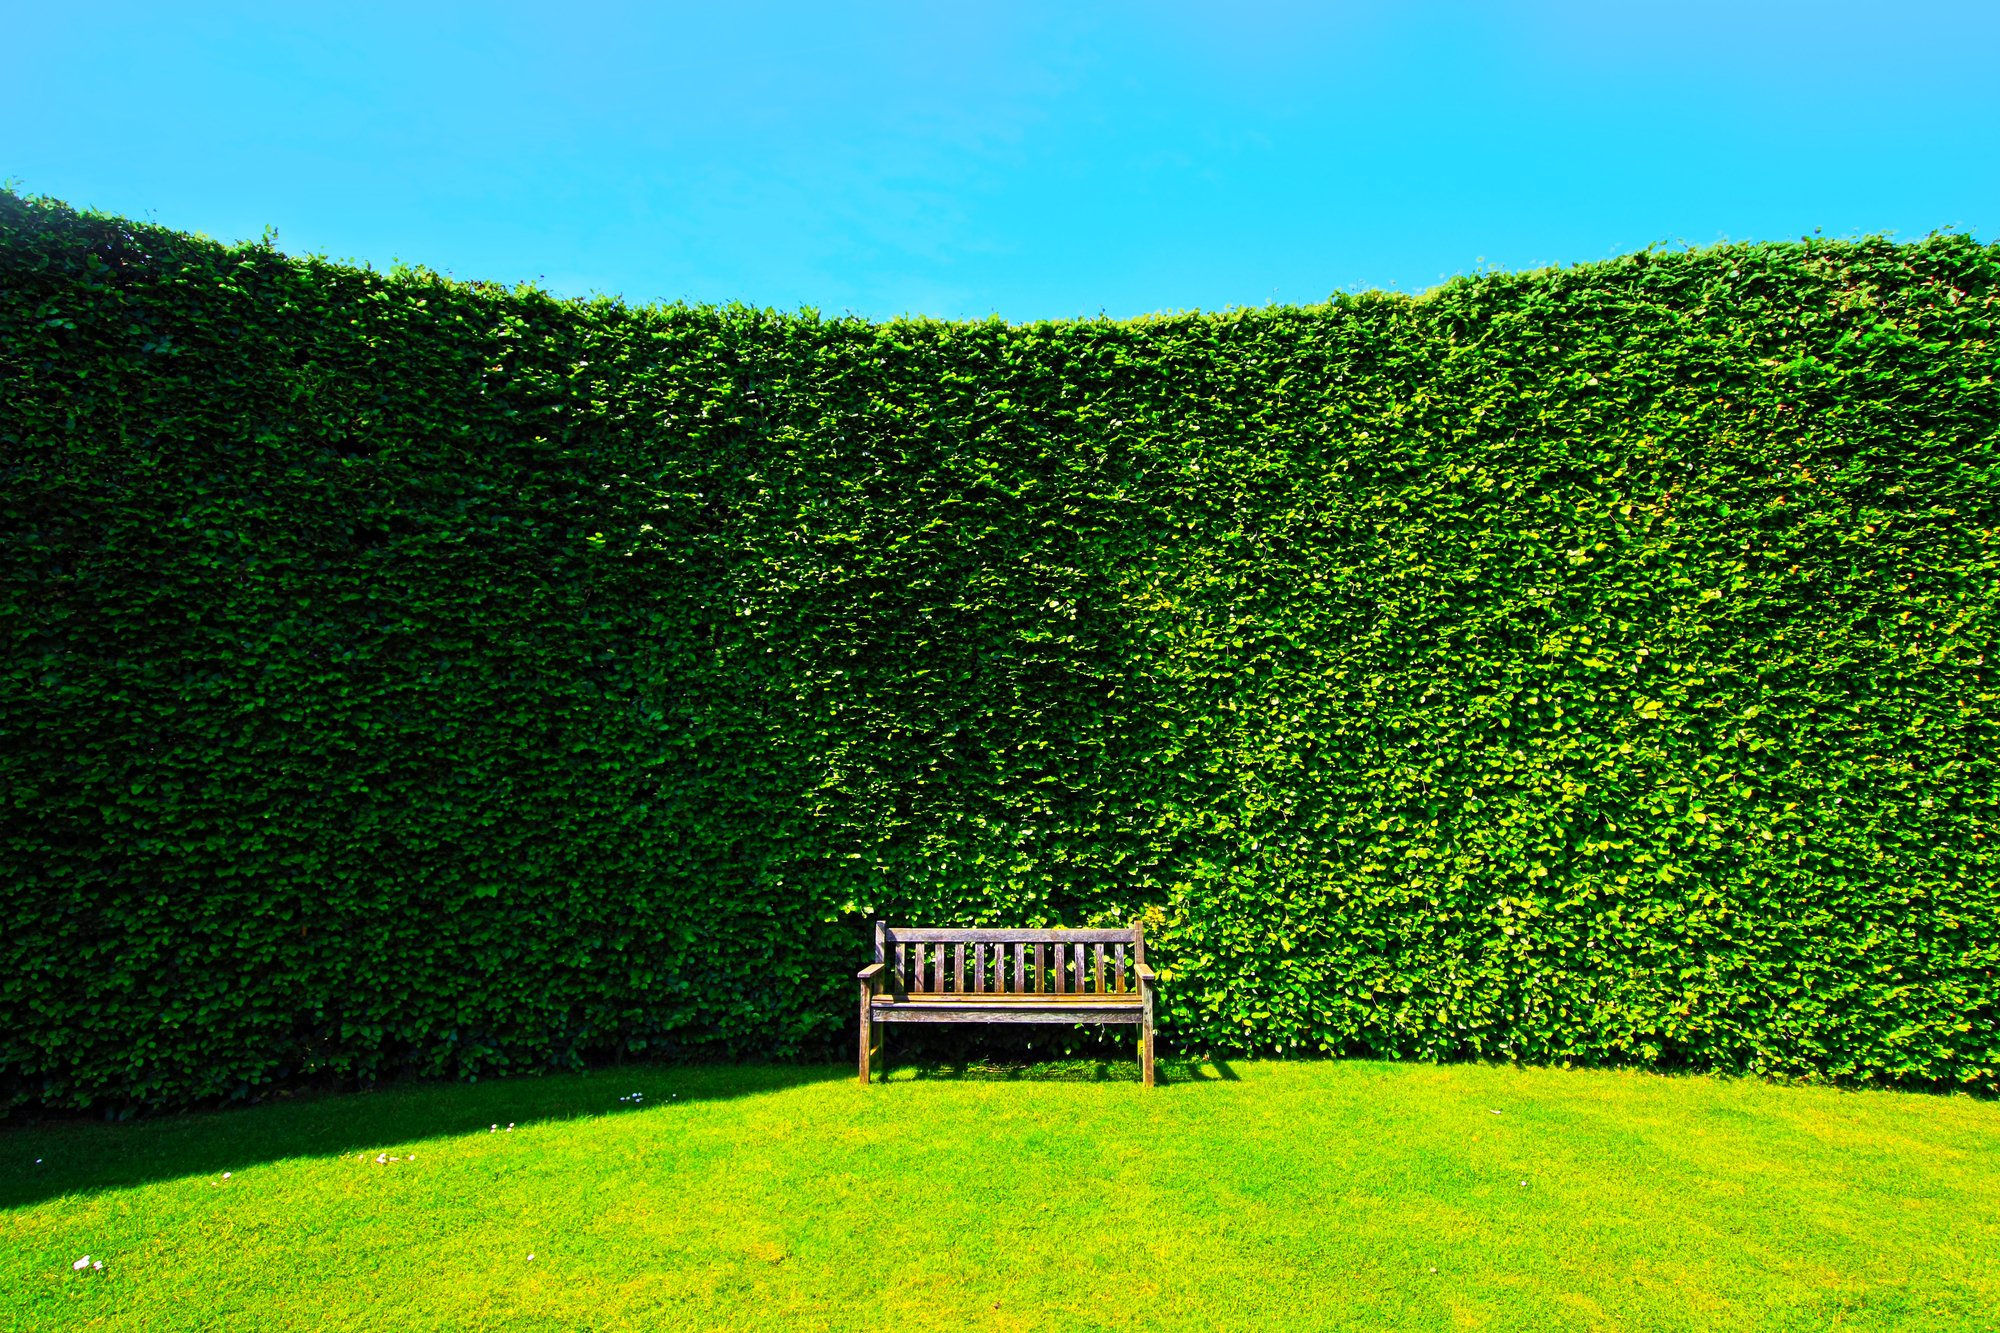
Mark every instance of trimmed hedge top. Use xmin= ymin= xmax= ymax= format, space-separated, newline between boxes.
xmin=3 ymin=189 xmax=1997 ymax=1111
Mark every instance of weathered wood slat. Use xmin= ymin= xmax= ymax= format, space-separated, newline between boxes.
xmin=974 ymin=942 xmax=986 ymax=994
xmin=873 ymin=993 xmax=1132 ymax=1007
xmin=895 ymin=942 xmax=907 ymax=995
xmin=882 ymin=927 xmax=1137 ymax=944
xmin=1094 ymin=943 xmax=1105 ymax=995
xmin=1115 ymin=943 xmax=1126 ymax=993
xmin=1014 ymin=942 xmax=1025 ymax=994
xmin=954 ymin=943 xmax=965 ymax=993
xmin=876 ymin=1000 xmax=1144 ymax=1020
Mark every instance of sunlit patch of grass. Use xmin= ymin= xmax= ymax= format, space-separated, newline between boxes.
xmin=1 ymin=1060 xmax=1994 ymax=1331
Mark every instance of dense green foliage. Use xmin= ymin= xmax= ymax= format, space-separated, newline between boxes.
xmin=3 ymin=189 xmax=1997 ymax=1111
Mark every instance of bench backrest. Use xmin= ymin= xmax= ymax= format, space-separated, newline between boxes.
xmin=874 ymin=923 xmax=1145 ymax=999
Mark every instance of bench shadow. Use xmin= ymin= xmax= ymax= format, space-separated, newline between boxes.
xmin=886 ymin=1057 xmax=1240 ymax=1085
xmin=0 ymin=1063 xmax=844 ymax=1213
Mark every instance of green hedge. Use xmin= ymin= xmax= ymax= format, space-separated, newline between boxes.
xmin=4 ymin=189 xmax=1996 ymax=1111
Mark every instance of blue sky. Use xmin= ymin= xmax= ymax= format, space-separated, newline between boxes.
xmin=7 ymin=1 xmax=1995 ymax=321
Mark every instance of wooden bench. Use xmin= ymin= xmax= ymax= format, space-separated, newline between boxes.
xmin=857 ymin=922 xmax=1156 ymax=1087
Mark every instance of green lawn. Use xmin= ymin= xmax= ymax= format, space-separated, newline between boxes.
xmin=2 ymin=1058 xmax=1994 ymax=1331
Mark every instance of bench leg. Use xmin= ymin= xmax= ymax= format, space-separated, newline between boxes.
xmin=858 ymin=983 xmax=874 ymax=1085
xmin=1140 ymin=995 xmax=1155 ymax=1089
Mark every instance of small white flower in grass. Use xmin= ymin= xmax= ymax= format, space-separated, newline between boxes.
xmin=223 ymin=1173 xmax=230 ymax=1179
xmin=73 ymin=1256 xmax=90 ymax=1271
xmin=527 ymin=1254 xmax=534 ymax=1262
xmin=93 ymin=1261 xmax=103 ymax=1271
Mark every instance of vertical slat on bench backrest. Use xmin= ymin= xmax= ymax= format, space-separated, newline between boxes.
xmin=1013 ymin=942 xmax=1025 ymax=994
xmin=896 ymin=941 xmax=907 ymax=994
xmin=914 ymin=943 xmax=927 ymax=993
xmin=955 ymin=943 xmax=966 ymax=993
xmin=975 ymin=942 xmax=986 ymax=994
xmin=1115 ymin=942 xmax=1127 ymax=993
xmin=1034 ymin=942 xmax=1046 ymax=993
xmin=1094 ymin=943 xmax=1105 ymax=995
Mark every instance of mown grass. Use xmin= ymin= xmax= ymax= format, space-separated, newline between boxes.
xmin=1 ymin=1058 xmax=1994 ymax=1331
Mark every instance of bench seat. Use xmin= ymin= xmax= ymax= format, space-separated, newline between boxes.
xmin=873 ymin=993 xmax=1144 ymax=1023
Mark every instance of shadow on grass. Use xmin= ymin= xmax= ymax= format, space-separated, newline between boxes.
xmin=883 ymin=1056 xmax=1238 ymax=1085
xmin=0 ymin=1063 xmax=844 ymax=1213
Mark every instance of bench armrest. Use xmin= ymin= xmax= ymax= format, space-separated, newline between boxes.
xmin=856 ymin=962 xmax=886 ymax=982
xmin=1133 ymin=963 xmax=1157 ymax=986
